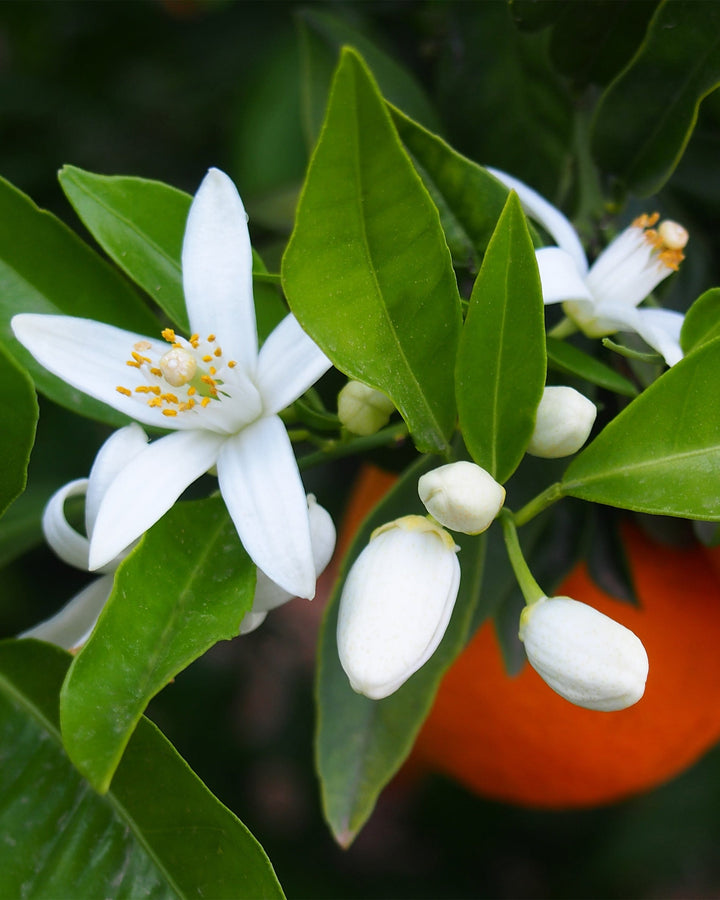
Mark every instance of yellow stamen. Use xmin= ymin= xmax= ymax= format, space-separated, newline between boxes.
xmin=132 ymin=351 xmax=151 ymax=364
xmin=161 ymin=393 xmax=179 ymax=404
xmin=201 ymin=397 xmax=212 ymax=407
xmin=126 ymin=360 xmax=141 ymax=368
xmin=162 ymin=409 xmax=178 ymax=417
xmin=150 ymin=367 xmax=162 ymax=377
xmin=214 ymin=347 xmax=222 ymax=357
xmin=161 ymin=328 xmax=176 ymax=343
xmin=116 ymin=386 xmax=132 ymax=396
xmin=228 ymin=360 xmax=236 ymax=369
xmin=202 ymin=354 xmax=212 ymax=363
xmin=187 ymin=386 xmax=196 ymax=396
xmin=207 ymin=334 xmax=215 ymax=342
xmin=134 ymin=340 xmax=152 ymax=352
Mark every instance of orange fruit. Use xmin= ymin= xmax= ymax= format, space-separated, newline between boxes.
xmin=341 ymin=465 xmax=720 ymax=808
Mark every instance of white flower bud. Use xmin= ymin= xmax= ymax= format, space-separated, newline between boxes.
xmin=519 ymin=596 xmax=649 ymax=711
xmin=249 ymin=495 xmax=337 ymax=615
xmin=337 ymin=515 xmax=460 ymax=699
xmin=526 ymin=385 xmax=597 ymax=458
xmin=418 ymin=461 xmax=505 ymax=535
xmin=338 ymin=380 xmax=395 ymax=436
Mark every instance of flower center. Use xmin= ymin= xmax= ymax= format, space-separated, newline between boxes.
xmin=115 ymin=329 xmax=239 ymax=419
xmin=633 ymin=212 xmax=689 ymax=271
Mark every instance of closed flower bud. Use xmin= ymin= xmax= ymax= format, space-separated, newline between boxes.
xmin=527 ymin=385 xmax=597 ymax=458
xmin=337 ymin=515 xmax=460 ymax=699
xmin=338 ymin=380 xmax=395 ymax=436
xmin=418 ymin=461 xmax=505 ymax=535
xmin=519 ymin=595 xmax=649 ymax=711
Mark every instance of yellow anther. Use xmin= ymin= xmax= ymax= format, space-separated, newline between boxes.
xmin=214 ymin=347 xmax=222 ymax=357
xmin=132 ymin=351 xmax=151 ymax=364
xmin=228 ymin=360 xmax=237 ymax=369
xmin=162 ymin=409 xmax=178 ymax=417
xmin=160 ymin=347 xmax=197 ymax=387
xmin=201 ymin=397 xmax=212 ymax=407
xmin=161 ymin=393 xmax=179 ymax=404
xmin=149 ymin=385 xmax=161 ymax=395
xmin=126 ymin=360 xmax=141 ymax=368
xmin=189 ymin=333 xmax=199 ymax=344
xmin=207 ymin=334 xmax=216 ymax=342
xmin=135 ymin=386 xmax=151 ymax=394
xmin=150 ymin=367 xmax=162 ymax=377
xmin=161 ymin=328 xmax=176 ymax=343
xmin=116 ymin=386 xmax=132 ymax=397
xmin=187 ymin=386 xmax=196 ymax=396
xmin=632 ymin=212 xmax=660 ymax=229
xmin=134 ymin=340 xmax=152 ymax=352
xmin=148 ymin=398 xmax=163 ymax=407
xmin=202 ymin=354 xmax=213 ymax=363
xmin=209 ymin=366 xmax=217 ymax=375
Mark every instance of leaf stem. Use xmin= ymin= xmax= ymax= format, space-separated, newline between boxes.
xmin=513 ymin=482 xmax=564 ymax=527
xmin=297 ymin=421 xmax=408 ymax=471
xmin=499 ymin=509 xmax=545 ymax=606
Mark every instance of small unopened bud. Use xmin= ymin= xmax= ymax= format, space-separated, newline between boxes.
xmin=337 ymin=515 xmax=460 ymax=699
xmin=418 ymin=461 xmax=505 ymax=534
xmin=527 ymin=385 xmax=597 ymax=458
xmin=338 ymin=381 xmax=395 ymax=436
xmin=519 ymin=596 xmax=648 ymax=711
xmin=249 ymin=495 xmax=337 ymax=615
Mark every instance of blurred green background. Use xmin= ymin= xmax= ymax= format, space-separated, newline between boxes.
xmin=3 ymin=1 xmax=720 ymax=896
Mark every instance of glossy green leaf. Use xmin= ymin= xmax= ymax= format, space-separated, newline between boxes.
xmin=0 ymin=639 xmax=283 ymax=898
xmin=680 ymin=287 xmax=720 ymax=354
xmin=0 ymin=345 xmax=38 ymax=517
xmin=563 ymin=337 xmax=720 ymax=518
xmin=591 ymin=0 xmax=720 ymax=197
xmin=59 ymin=165 xmax=192 ymax=331
xmin=283 ymin=48 xmax=462 ymax=455
xmin=316 ymin=456 xmax=487 ymax=847
xmin=0 ymin=176 xmax=158 ymax=426
xmin=60 ymin=497 xmax=255 ymax=793
xmin=456 ymin=192 xmax=546 ymax=483
xmin=296 ymin=7 xmax=440 ymax=149
xmin=434 ymin=2 xmax=573 ymax=200
xmin=390 ymin=106 xmax=534 ymax=270
xmin=511 ymin=0 xmax=659 ymax=88
xmin=547 ymin=336 xmax=638 ymax=397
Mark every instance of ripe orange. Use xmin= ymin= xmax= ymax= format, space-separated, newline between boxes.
xmin=341 ymin=465 xmax=720 ymax=808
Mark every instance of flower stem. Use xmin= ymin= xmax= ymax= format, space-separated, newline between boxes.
xmin=499 ymin=509 xmax=545 ymax=606
xmin=513 ymin=482 xmax=564 ymax=527
xmin=297 ymin=421 xmax=408 ymax=471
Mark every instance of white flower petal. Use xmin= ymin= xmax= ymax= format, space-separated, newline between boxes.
xmin=182 ymin=168 xmax=257 ymax=372
xmin=256 ymin=314 xmax=332 ymax=415
xmin=239 ymin=610 xmax=268 ymax=636
xmin=634 ymin=308 xmax=685 ymax=366
xmin=42 ymin=478 xmax=90 ymax=570
xmin=11 ymin=314 xmax=198 ymax=430
xmin=19 ymin=573 xmax=114 ymax=651
xmin=88 ymin=429 xmax=225 ymax=570
xmin=486 ymin=167 xmax=589 ymax=275
xmin=592 ymin=303 xmax=684 ymax=366
xmin=85 ymin=424 xmax=149 ymax=536
xmin=216 ymin=415 xmax=315 ymax=600
xmin=536 ymin=247 xmax=594 ymax=305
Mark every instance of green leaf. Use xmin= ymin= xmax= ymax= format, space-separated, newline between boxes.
xmin=546 ymin=336 xmax=638 ymax=397
xmin=390 ymin=106 xmax=533 ymax=271
xmin=0 ymin=176 xmax=158 ymax=426
xmin=60 ymin=497 xmax=255 ymax=793
xmin=680 ymin=287 xmax=720 ymax=354
xmin=283 ymin=48 xmax=462 ymax=455
xmin=0 ymin=344 xmax=38 ymax=518
xmin=59 ymin=166 xmax=192 ymax=331
xmin=562 ymin=337 xmax=720 ymax=518
xmin=511 ymin=0 xmax=659 ymax=88
xmin=591 ymin=0 xmax=720 ymax=196
xmin=0 ymin=639 xmax=284 ymax=898
xmin=316 ymin=457 xmax=487 ymax=847
xmin=455 ymin=192 xmax=546 ymax=483
xmin=296 ymin=7 xmax=441 ymax=149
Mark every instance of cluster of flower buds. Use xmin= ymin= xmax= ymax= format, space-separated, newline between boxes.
xmin=337 ymin=460 xmax=505 ymax=698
